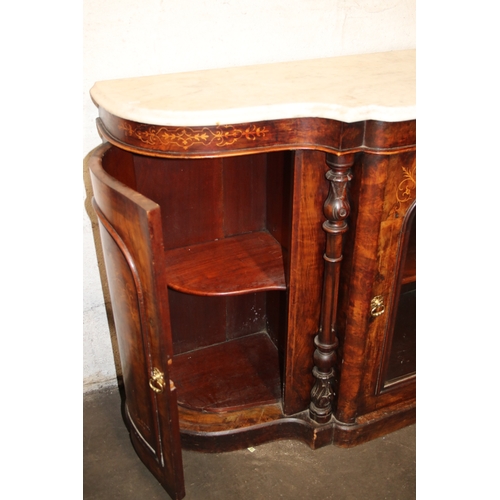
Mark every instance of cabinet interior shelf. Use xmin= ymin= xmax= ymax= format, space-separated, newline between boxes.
xmin=170 ymin=333 xmax=281 ymax=413
xmin=164 ymin=231 xmax=287 ymax=296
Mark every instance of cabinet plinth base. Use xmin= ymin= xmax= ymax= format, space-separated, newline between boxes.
xmin=333 ymin=400 xmax=416 ymax=448
xmin=174 ymin=399 xmax=416 ymax=453
xmin=177 ymin=404 xmax=335 ymax=452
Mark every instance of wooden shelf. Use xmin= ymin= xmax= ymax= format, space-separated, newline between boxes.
xmin=164 ymin=231 xmax=286 ymax=296
xmin=170 ymin=333 xmax=281 ymax=413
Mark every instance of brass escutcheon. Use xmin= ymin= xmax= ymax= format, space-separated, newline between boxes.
xmin=149 ymin=367 xmax=166 ymax=393
xmin=370 ymin=295 xmax=386 ymax=317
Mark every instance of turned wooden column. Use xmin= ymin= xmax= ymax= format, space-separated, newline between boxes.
xmin=309 ymin=153 xmax=354 ymax=423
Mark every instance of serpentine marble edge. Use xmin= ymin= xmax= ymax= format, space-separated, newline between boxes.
xmin=90 ymin=50 xmax=415 ymax=127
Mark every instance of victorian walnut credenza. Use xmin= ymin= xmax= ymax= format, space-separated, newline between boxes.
xmin=88 ymin=50 xmax=416 ymax=499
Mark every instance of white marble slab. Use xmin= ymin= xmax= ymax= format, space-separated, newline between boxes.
xmin=90 ymin=50 xmax=415 ymax=126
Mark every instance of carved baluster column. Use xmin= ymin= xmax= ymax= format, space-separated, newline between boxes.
xmin=309 ymin=153 xmax=354 ymax=423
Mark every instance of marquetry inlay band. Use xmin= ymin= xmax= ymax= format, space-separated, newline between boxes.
xmin=118 ymin=122 xmax=270 ymax=150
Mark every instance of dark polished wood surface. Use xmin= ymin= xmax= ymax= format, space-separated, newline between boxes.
xmin=97 ymin=109 xmax=415 ymax=158
xmin=90 ymin=110 xmax=416 ymax=500
xmin=90 ymin=143 xmax=185 ymax=499
xmin=164 ymin=231 xmax=286 ymax=296
xmin=171 ymin=333 xmax=281 ymax=412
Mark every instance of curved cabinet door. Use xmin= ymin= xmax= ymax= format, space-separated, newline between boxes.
xmin=89 ymin=143 xmax=185 ymax=500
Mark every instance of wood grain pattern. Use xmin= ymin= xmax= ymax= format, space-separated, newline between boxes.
xmin=333 ymin=398 xmax=416 ymax=448
xmin=168 ymin=291 xmax=272 ymax=355
xmin=90 ymin=143 xmax=185 ymax=500
xmin=222 ymin=154 xmax=267 ymax=236
xmin=90 ymin=111 xmax=416 ymax=498
xmin=97 ymin=111 xmax=415 ymax=158
xmin=225 ymin=293 xmax=268 ymax=341
xmin=178 ymin=404 xmax=334 ymax=452
xmin=164 ymin=231 xmax=286 ymax=296
xmin=133 ymin=155 xmax=224 ymax=250
xmin=283 ymin=150 xmax=328 ymax=415
xmin=310 ymin=153 xmax=354 ymax=423
xmin=168 ymin=290 xmax=226 ymax=355
xmin=170 ymin=333 xmax=281 ymax=412
xmin=334 ymin=152 xmax=391 ymax=423
xmin=334 ymin=151 xmax=416 ymax=425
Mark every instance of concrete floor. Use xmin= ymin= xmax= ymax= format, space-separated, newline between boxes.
xmin=84 ymin=388 xmax=415 ymax=500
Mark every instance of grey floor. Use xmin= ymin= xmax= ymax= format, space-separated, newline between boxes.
xmin=84 ymin=388 xmax=415 ymax=500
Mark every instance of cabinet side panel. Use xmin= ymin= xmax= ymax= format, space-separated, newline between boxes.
xmin=266 ymin=151 xmax=293 ymax=246
xmin=283 ymin=150 xmax=328 ymax=415
xmin=266 ymin=151 xmax=293 ymax=362
xmin=266 ymin=151 xmax=294 ymax=282
xmin=266 ymin=290 xmax=288 ymax=377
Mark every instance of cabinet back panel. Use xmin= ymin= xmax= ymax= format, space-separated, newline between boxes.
xmin=226 ymin=294 xmax=268 ymax=340
xmin=222 ymin=155 xmax=267 ymax=237
xmin=133 ymin=155 xmax=224 ymax=250
xmin=132 ymin=152 xmax=293 ymax=357
xmin=170 ymin=291 xmax=273 ymax=355
xmin=132 ymin=154 xmax=276 ymax=250
xmin=169 ymin=290 xmax=226 ymax=355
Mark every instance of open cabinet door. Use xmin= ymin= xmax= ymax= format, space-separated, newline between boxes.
xmin=89 ymin=143 xmax=185 ymax=500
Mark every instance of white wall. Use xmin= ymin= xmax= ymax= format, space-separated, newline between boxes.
xmin=83 ymin=0 xmax=416 ymax=392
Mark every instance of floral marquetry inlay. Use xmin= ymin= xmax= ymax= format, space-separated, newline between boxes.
xmin=396 ymin=160 xmax=416 ymax=204
xmin=388 ymin=158 xmax=416 ymax=216
xmin=118 ymin=122 xmax=270 ymax=150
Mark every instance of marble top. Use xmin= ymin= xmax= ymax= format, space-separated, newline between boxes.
xmin=90 ymin=50 xmax=415 ymax=127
